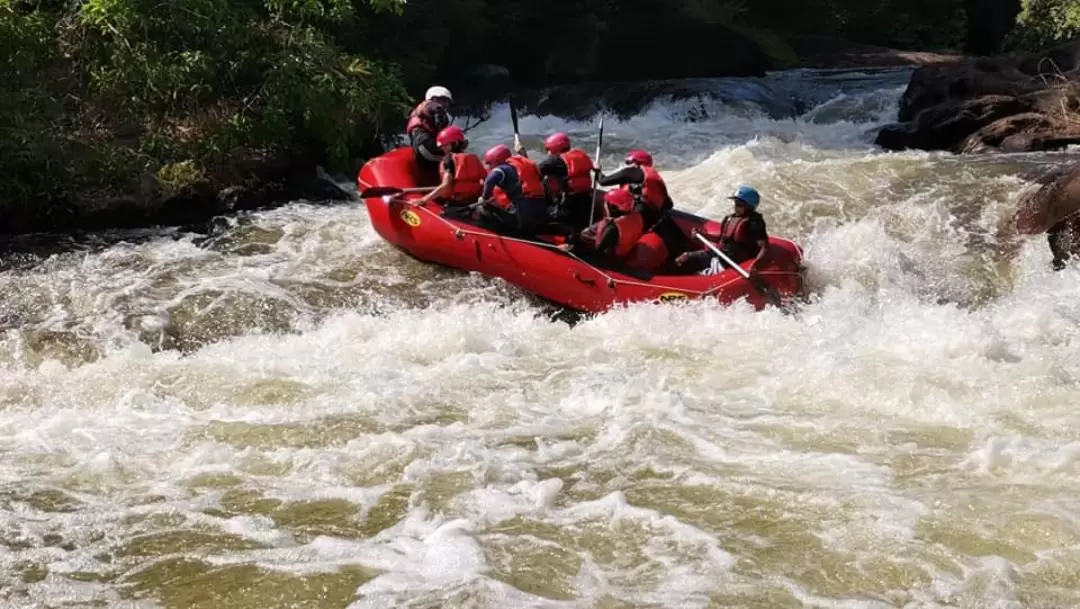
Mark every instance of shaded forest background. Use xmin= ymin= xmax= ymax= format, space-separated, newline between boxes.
xmin=1 ymin=0 xmax=1078 ymax=221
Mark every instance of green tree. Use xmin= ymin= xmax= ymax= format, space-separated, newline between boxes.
xmin=1007 ymin=0 xmax=1080 ymax=50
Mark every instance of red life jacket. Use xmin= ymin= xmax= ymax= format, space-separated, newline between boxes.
xmin=618 ymin=165 xmax=667 ymax=214
xmin=509 ymin=156 xmax=545 ymax=198
xmin=721 ymin=215 xmax=749 ymax=243
xmin=639 ymin=165 xmax=668 ymax=212
xmin=561 ymin=149 xmax=594 ymax=194
xmin=625 ymin=232 xmax=669 ymax=273
xmin=444 ymin=153 xmax=487 ymax=203
xmin=493 ymin=155 xmax=546 ymax=209
xmin=405 ymin=100 xmax=444 ymax=137
xmin=719 ymin=213 xmax=764 ymax=262
xmin=594 ymin=211 xmax=645 ymax=258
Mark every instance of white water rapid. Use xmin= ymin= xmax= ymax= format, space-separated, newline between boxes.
xmin=3 ymin=67 xmax=1080 ymax=609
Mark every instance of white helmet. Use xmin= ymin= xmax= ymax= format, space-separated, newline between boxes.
xmin=425 ymin=85 xmax=453 ymax=102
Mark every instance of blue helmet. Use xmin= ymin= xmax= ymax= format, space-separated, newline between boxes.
xmin=729 ymin=185 xmax=760 ymax=209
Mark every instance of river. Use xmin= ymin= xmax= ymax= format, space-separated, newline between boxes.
xmin=3 ymin=67 xmax=1080 ymax=609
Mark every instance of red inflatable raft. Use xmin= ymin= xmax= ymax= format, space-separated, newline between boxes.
xmin=357 ymin=146 xmax=806 ymax=313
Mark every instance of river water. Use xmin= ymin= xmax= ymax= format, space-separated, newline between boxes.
xmin=3 ymin=67 xmax=1080 ymax=609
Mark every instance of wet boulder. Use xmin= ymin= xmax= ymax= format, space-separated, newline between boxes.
xmin=1014 ymin=162 xmax=1080 ymax=235
xmin=876 ymin=37 xmax=1080 ymax=154
xmin=1012 ymin=162 xmax=1080 ymax=271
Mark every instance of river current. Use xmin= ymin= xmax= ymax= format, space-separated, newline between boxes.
xmin=3 ymin=67 xmax=1080 ymax=609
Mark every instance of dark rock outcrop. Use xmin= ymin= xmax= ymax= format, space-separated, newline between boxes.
xmin=787 ymin=35 xmax=964 ymax=69
xmin=875 ymin=37 xmax=1080 ymax=154
xmin=0 ymin=158 xmax=352 ymax=238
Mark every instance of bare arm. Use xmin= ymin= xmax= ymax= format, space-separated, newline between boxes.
xmin=746 ymin=216 xmax=771 ymax=271
xmin=417 ymin=168 xmax=453 ymax=205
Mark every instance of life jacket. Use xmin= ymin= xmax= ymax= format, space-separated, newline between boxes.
xmin=638 ymin=165 xmax=668 ymax=212
xmin=618 ymin=165 xmax=667 ymax=215
xmin=509 ymin=156 xmax=545 ymax=198
xmin=405 ymin=100 xmax=447 ymax=137
xmin=719 ymin=213 xmax=760 ymax=262
xmin=625 ymin=232 xmax=669 ymax=273
xmin=594 ymin=211 xmax=645 ymax=258
xmin=720 ymin=214 xmax=748 ymax=243
xmin=444 ymin=152 xmax=487 ymax=203
xmin=561 ymin=149 xmax=594 ymax=194
xmin=492 ymin=155 xmax=546 ymax=209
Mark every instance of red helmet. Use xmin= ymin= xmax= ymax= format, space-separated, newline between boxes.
xmin=436 ymin=126 xmax=466 ymax=148
xmin=483 ymin=144 xmax=512 ymax=166
xmin=544 ymin=132 xmax=571 ymax=154
xmin=603 ymin=188 xmax=636 ymax=214
xmin=624 ymin=149 xmax=653 ymax=166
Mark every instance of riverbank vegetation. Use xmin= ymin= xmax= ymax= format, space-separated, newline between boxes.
xmin=0 ymin=0 xmax=1077 ymax=234
xmin=1007 ymin=0 xmax=1080 ymax=52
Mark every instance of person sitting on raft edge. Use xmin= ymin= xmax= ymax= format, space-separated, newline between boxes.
xmin=478 ymin=144 xmax=551 ymax=237
xmin=406 ymin=85 xmax=454 ymax=173
xmin=676 ymin=185 xmax=771 ymax=275
xmin=415 ymin=126 xmax=488 ymax=208
xmin=557 ymin=188 xmax=645 ymax=265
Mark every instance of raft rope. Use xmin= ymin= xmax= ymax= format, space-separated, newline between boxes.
xmin=396 ymin=196 xmax=803 ymax=300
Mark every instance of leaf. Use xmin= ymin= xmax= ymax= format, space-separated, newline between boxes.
xmin=345 ymin=58 xmax=370 ymax=75
xmin=366 ymin=0 xmax=406 ymax=15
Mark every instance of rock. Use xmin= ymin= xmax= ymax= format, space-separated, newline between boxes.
xmin=312 ymin=166 xmax=352 ymax=201
xmin=957 ymin=112 xmax=1055 ymax=153
xmin=217 ymin=185 xmax=253 ymax=212
xmin=1014 ymin=162 xmax=1080 ymax=235
xmin=157 ymin=182 xmax=222 ymax=226
xmin=137 ymin=171 xmax=162 ymax=201
xmin=1049 ymin=213 xmax=1080 ymax=270
xmin=1018 ymin=37 xmax=1080 ymax=76
xmin=788 ymin=35 xmax=965 ymax=70
xmin=875 ymin=94 xmax=1036 ymax=151
xmin=1017 ymin=164 xmax=1077 ymax=185
xmin=877 ymin=36 xmax=1080 ymax=154
xmin=895 ymin=60 xmax=1043 ymax=123
xmin=0 ymin=155 xmax=351 ymax=239
xmin=874 ymin=122 xmax=921 ymax=151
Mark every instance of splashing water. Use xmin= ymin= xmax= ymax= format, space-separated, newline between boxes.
xmin=3 ymin=67 xmax=1080 ymax=609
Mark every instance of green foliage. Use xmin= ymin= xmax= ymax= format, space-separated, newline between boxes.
xmin=1007 ymin=0 xmax=1080 ymax=51
xmin=156 ymin=160 xmax=205 ymax=194
xmin=0 ymin=5 xmax=66 ymax=203
xmin=0 ymin=0 xmax=413 ymax=214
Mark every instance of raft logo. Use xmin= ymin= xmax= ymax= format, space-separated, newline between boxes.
xmin=657 ymin=292 xmax=688 ymax=303
xmin=400 ymin=209 xmax=421 ymax=227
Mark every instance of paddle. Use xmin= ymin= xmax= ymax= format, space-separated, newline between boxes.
xmin=357 ymin=186 xmax=436 ymax=199
xmin=693 ymin=232 xmax=788 ymax=310
xmin=589 ymin=113 xmax=605 ymax=225
xmin=508 ymin=96 xmax=523 ymax=155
